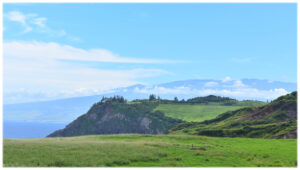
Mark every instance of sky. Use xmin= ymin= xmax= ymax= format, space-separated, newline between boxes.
xmin=3 ymin=3 xmax=297 ymax=103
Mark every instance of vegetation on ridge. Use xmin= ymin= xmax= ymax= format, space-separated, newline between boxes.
xmin=170 ymin=92 xmax=297 ymax=139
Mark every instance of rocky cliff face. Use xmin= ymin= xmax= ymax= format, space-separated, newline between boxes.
xmin=48 ymin=101 xmax=182 ymax=137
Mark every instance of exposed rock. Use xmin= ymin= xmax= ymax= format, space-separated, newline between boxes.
xmin=48 ymin=101 xmax=182 ymax=137
xmin=140 ymin=117 xmax=152 ymax=129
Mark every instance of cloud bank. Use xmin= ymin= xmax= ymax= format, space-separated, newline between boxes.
xmin=133 ymin=84 xmax=289 ymax=101
xmin=4 ymin=41 xmax=175 ymax=64
xmin=3 ymin=41 xmax=172 ymax=103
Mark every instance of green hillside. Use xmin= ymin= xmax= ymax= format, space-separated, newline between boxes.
xmin=170 ymin=92 xmax=297 ymax=138
xmin=4 ymin=134 xmax=296 ymax=167
xmin=154 ymin=95 xmax=266 ymax=122
xmin=154 ymin=104 xmax=247 ymax=122
xmin=153 ymin=95 xmax=266 ymax=122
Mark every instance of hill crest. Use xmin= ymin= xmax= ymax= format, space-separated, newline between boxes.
xmin=171 ymin=92 xmax=297 ymax=139
xmin=48 ymin=98 xmax=183 ymax=137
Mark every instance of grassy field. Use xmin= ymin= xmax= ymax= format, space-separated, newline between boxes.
xmin=4 ymin=134 xmax=297 ymax=167
xmin=154 ymin=104 xmax=245 ymax=122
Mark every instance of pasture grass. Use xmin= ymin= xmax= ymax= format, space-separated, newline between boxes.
xmin=154 ymin=104 xmax=244 ymax=122
xmin=3 ymin=134 xmax=297 ymax=167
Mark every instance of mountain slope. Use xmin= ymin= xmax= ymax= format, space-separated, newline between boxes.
xmin=48 ymin=97 xmax=183 ymax=137
xmin=170 ymin=92 xmax=297 ymax=138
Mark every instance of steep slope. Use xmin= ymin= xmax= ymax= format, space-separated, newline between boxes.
xmin=48 ymin=98 xmax=183 ymax=137
xmin=170 ymin=92 xmax=297 ymax=138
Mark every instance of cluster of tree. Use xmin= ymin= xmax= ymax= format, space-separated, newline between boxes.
xmin=147 ymin=94 xmax=184 ymax=104
xmin=95 ymin=94 xmax=239 ymax=106
xmin=186 ymin=95 xmax=237 ymax=104
xmin=149 ymin=94 xmax=157 ymax=101
xmin=146 ymin=94 xmax=236 ymax=104
xmin=100 ymin=95 xmax=127 ymax=103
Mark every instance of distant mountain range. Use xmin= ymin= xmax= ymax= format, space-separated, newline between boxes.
xmin=4 ymin=78 xmax=296 ymax=124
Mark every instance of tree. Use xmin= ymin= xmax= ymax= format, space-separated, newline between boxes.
xmin=157 ymin=96 xmax=161 ymax=100
xmin=100 ymin=95 xmax=127 ymax=103
xmin=149 ymin=94 xmax=156 ymax=101
xmin=101 ymin=96 xmax=106 ymax=103
xmin=174 ymin=97 xmax=179 ymax=103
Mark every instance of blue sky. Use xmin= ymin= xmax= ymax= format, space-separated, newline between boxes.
xmin=3 ymin=3 xmax=297 ymax=103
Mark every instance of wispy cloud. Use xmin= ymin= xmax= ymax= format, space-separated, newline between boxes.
xmin=3 ymin=41 xmax=173 ymax=103
xmin=5 ymin=11 xmax=78 ymax=41
xmin=6 ymin=11 xmax=27 ymax=25
xmin=31 ymin=17 xmax=47 ymax=27
xmin=5 ymin=11 xmax=33 ymax=33
xmin=4 ymin=41 xmax=176 ymax=64
xmin=67 ymin=36 xmax=81 ymax=43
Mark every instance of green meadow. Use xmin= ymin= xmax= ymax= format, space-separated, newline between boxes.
xmin=154 ymin=104 xmax=245 ymax=122
xmin=4 ymin=134 xmax=297 ymax=167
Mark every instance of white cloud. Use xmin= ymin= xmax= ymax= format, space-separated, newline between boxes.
xmin=233 ymin=80 xmax=246 ymax=87
xmin=6 ymin=11 xmax=27 ymax=25
xmin=221 ymin=76 xmax=232 ymax=82
xmin=212 ymin=88 xmax=288 ymax=100
xmin=131 ymin=78 xmax=289 ymax=101
xmin=5 ymin=11 xmax=47 ymax=33
xmin=5 ymin=11 xmax=75 ymax=40
xmin=3 ymin=41 xmax=172 ymax=103
xmin=31 ymin=17 xmax=47 ymax=27
xmin=221 ymin=78 xmax=247 ymax=88
xmin=5 ymin=11 xmax=33 ymax=33
xmin=134 ymin=86 xmax=195 ymax=95
xmin=133 ymin=86 xmax=288 ymax=101
xmin=204 ymin=81 xmax=219 ymax=87
xmin=4 ymin=41 xmax=175 ymax=64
